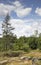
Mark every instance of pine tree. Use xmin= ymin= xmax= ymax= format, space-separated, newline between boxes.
xmin=2 ymin=13 xmax=14 ymax=51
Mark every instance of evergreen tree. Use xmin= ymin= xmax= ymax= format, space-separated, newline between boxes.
xmin=2 ymin=13 xmax=14 ymax=51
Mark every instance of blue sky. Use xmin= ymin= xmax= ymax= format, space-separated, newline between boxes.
xmin=0 ymin=0 xmax=41 ymax=38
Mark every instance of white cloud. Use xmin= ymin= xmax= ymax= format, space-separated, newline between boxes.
xmin=13 ymin=1 xmax=32 ymax=18
xmin=0 ymin=3 xmax=14 ymax=16
xmin=16 ymin=8 xmax=32 ymax=17
xmin=0 ymin=1 xmax=32 ymax=17
xmin=35 ymin=8 xmax=41 ymax=16
xmin=0 ymin=19 xmax=41 ymax=38
xmin=13 ymin=1 xmax=23 ymax=8
xmin=10 ymin=19 xmax=32 ymax=37
xmin=10 ymin=19 xmax=41 ymax=38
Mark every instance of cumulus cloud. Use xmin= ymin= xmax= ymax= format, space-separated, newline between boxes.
xmin=13 ymin=1 xmax=32 ymax=17
xmin=10 ymin=19 xmax=32 ymax=37
xmin=0 ymin=3 xmax=14 ymax=16
xmin=35 ymin=8 xmax=41 ymax=16
xmin=16 ymin=8 xmax=32 ymax=17
xmin=0 ymin=19 xmax=41 ymax=38
xmin=0 ymin=1 xmax=32 ymax=17
xmin=10 ymin=19 xmax=41 ymax=38
xmin=13 ymin=1 xmax=32 ymax=18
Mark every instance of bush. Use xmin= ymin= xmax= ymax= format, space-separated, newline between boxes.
xmin=29 ymin=37 xmax=38 ymax=50
xmin=38 ymin=43 xmax=41 ymax=50
xmin=22 ymin=44 xmax=30 ymax=52
xmin=38 ymin=37 xmax=41 ymax=50
xmin=3 ymin=51 xmax=23 ymax=57
xmin=29 ymin=42 xmax=37 ymax=49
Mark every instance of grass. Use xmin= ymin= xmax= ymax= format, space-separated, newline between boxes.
xmin=35 ymin=60 xmax=41 ymax=65
xmin=6 ymin=60 xmax=32 ymax=65
xmin=6 ymin=60 xmax=41 ymax=65
xmin=20 ymin=49 xmax=41 ymax=58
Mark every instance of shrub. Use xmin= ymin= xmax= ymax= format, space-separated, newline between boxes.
xmin=29 ymin=37 xmax=38 ymax=50
xmin=3 ymin=51 xmax=23 ymax=57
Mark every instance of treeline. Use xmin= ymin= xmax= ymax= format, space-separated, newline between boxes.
xmin=0 ymin=36 xmax=41 ymax=52
xmin=0 ymin=13 xmax=41 ymax=52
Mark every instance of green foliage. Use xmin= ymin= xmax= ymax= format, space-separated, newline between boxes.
xmin=29 ymin=37 xmax=38 ymax=49
xmin=22 ymin=44 xmax=30 ymax=52
xmin=38 ymin=37 xmax=41 ymax=50
xmin=0 ymin=36 xmax=41 ymax=52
